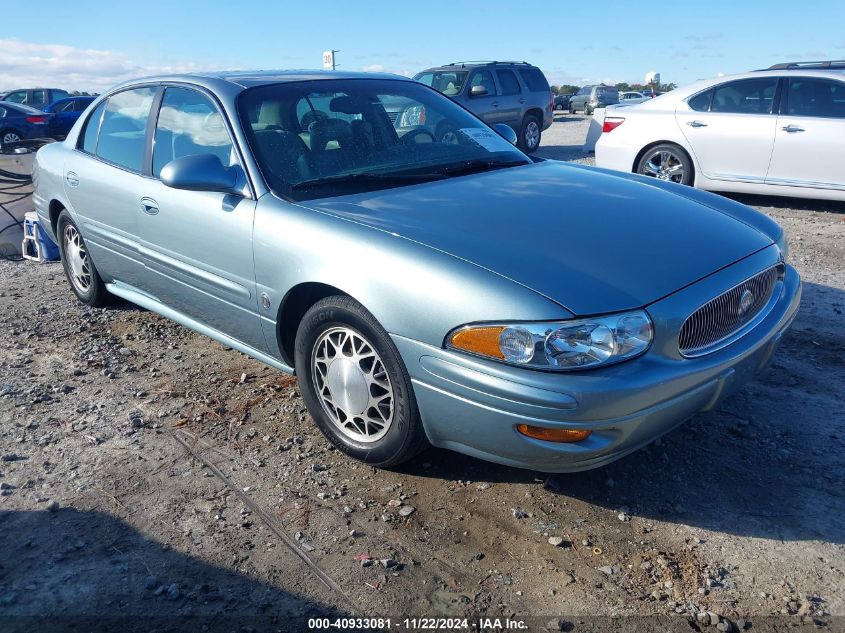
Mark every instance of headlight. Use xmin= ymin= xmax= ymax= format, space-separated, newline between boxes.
xmin=775 ymin=231 xmax=788 ymax=262
xmin=447 ymin=310 xmax=652 ymax=371
xmin=399 ymin=105 xmax=426 ymax=127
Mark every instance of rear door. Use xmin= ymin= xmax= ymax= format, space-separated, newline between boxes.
xmin=677 ymin=77 xmax=779 ymax=182
xmin=63 ymin=87 xmax=157 ymax=288
xmin=137 ymin=85 xmax=265 ymax=351
xmin=766 ymin=76 xmax=845 ymax=191
xmin=493 ymin=68 xmax=523 ymax=125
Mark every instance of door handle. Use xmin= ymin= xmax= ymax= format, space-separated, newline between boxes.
xmin=140 ymin=197 xmax=159 ymax=216
xmin=781 ymin=125 xmax=805 ymax=133
xmin=65 ymin=171 xmax=79 ymax=187
xmin=491 ymin=102 xmax=499 ymax=107
xmin=518 ymin=98 xmax=526 ymax=104
xmin=686 ymin=120 xmax=708 ymax=128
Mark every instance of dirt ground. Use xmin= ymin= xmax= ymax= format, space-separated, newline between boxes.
xmin=1 ymin=115 xmax=843 ymax=633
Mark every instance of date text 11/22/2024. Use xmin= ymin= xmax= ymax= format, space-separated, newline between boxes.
xmin=307 ymin=617 xmax=529 ymax=630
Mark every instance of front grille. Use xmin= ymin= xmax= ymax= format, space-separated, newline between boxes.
xmin=679 ymin=265 xmax=782 ymax=356
xmin=386 ymin=111 xmax=399 ymax=124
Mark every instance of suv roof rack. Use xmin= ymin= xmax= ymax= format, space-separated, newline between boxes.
xmin=445 ymin=60 xmax=531 ymax=67
xmin=765 ymin=60 xmax=845 ymax=70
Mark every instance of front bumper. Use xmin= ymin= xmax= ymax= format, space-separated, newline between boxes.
xmin=393 ymin=249 xmax=800 ymax=472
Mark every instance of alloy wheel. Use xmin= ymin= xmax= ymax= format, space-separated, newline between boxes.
xmin=311 ymin=326 xmax=394 ymax=443
xmin=63 ymin=224 xmax=91 ymax=294
xmin=1 ymin=131 xmax=21 ymax=147
xmin=524 ymin=120 xmax=540 ymax=151
xmin=641 ymin=149 xmax=686 ymax=183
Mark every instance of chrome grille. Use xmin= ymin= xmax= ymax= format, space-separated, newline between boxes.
xmin=386 ymin=110 xmax=399 ymax=124
xmin=679 ymin=265 xmax=782 ymax=356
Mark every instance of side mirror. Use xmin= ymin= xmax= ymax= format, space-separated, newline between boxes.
xmin=160 ymin=154 xmax=238 ymax=194
xmin=469 ymin=85 xmax=488 ymax=97
xmin=493 ymin=123 xmax=518 ymax=146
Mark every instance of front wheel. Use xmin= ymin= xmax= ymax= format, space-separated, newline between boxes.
xmin=518 ymin=115 xmax=541 ymax=153
xmin=57 ymin=211 xmax=109 ymax=306
xmin=294 ymin=296 xmax=429 ymax=467
xmin=636 ymin=143 xmax=694 ymax=186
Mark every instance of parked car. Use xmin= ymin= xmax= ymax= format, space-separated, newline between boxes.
xmin=35 ymin=70 xmax=800 ymax=473
xmin=413 ymin=61 xmax=553 ymax=152
xmin=569 ymin=85 xmax=620 ymax=114
xmin=0 ymin=102 xmax=55 ymax=149
xmin=596 ymin=62 xmax=845 ymax=201
xmin=553 ymin=94 xmax=573 ymax=110
xmin=618 ymin=91 xmax=650 ymax=105
xmin=43 ymin=96 xmax=96 ymax=139
xmin=1 ymin=88 xmax=71 ymax=111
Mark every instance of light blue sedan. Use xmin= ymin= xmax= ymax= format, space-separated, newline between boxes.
xmin=33 ymin=71 xmax=801 ymax=472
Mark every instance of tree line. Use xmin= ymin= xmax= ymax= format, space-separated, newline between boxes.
xmin=551 ymin=81 xmax=678 ymax=95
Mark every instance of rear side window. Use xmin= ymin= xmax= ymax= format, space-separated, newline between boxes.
xmin=80 ymin=101 xmax=107 ymax=153
xmin=517 ymin=67 xmax=549 ymax=92
xmin=152 ymin=87 xmax=236 ymax=178
xmin=786 ymin=78 xmax=845 ymax=119
xmin=96 ymin=87 xmax=157 ymax=171
xmin=688 ymin=89 xmax=713 ymax=112
xmin=711 ymin=78 xmax=778 ymax=114
xmin=5 ymin=90 xmax=28 ymax=105
xmin=496 ymin=69 xmax=521 ymax=95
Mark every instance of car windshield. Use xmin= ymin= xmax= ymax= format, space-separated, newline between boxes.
xmin=413 ymin=71 xmax=468 ymax=96
xmin=238 ymin=79 xmax=529 ymax=201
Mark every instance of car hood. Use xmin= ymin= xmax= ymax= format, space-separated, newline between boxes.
xmin=302 ymin=161 xmax=773 ymax=315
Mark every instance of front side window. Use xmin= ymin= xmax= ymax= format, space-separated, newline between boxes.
xmin=152 ymin=87 xmax=236 ymax=178
xmin=238 ymin=79 xmax=529 ymax=201
xmin=496 ymin=69 xmax=521 ymax=96
xmin=786 ymin=78 xmax=845 ymax=119
xmin=80 ymin=101 xmax=107 ymax=154
xmin=96 ymin=86 xmax=157 ymax=171
xmin=414 ymin=71 xmax=467 ymax=96
xmin=469 ymin=70 xmax=497 ymax=96
xmin=711 ymin=78 xmax=778 ymax=114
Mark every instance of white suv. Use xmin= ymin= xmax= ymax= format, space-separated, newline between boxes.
xmin=595 ymin=61 xmax=845 ymax=201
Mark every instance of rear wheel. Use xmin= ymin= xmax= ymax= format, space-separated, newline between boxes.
xmin=636 ymin=143 xmax=694 ymax=186
xmin=568 ymin=103 xmax=576 ymax=114
xmin=57 ymin=211 xmax=109 ymax=306
xmin=518 ymin=115 xmax=541 ymax=153
xmin=0 ymin=129 xmax=22 ymax=150
xmin=294 ymin=296 xmax=429 ymax=467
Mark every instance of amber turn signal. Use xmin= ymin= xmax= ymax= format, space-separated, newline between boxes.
xmin=450 ymin=326 xmax=506 ymax=359
xmin=516 ymin=424 xmax=592 ymax=443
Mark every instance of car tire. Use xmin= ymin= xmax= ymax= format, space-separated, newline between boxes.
xmin=518 ymin=114 xmax=542 ymax=153
xmin=568 ymin=104 xmax=576 ymax=114
xmin=57 ymin=210 xmax=109 ymax=306
xmin=0 ymin=128 xmax=23 ymax=150
xmin=435 ymin=122 xmax=459 ymax=145
xmin=294 ymin=295 xmax=429 ymax=468
xmin=635 ymin=143 xmax=694 ymax=186
xmin=585 ymin=105 xmax=593 ymax=116
xmin=554 ymin=103 xmax=563 ymax=111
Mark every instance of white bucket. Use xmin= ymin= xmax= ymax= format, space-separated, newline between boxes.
xmin=0 ymin=150 xmax=36 ymax=258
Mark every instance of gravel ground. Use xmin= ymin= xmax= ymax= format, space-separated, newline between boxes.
xmin=1 ymin=116 xmax=843 ymax=632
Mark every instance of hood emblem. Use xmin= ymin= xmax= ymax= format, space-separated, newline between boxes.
xmin=738 ymin=289 xmax=754 ymax=317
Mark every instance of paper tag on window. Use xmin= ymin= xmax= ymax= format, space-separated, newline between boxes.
xmin=458 ymin=128 xmax=511 ymax=152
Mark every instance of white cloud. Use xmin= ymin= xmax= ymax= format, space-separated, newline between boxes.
xmin=0 ymin=38 xmax=210 ymax=93
xmin=362 ymin=64 xmax=386 ymax=72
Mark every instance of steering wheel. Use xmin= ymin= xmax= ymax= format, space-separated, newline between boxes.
xmin=400 ymin=128 xmax=436 ymax=144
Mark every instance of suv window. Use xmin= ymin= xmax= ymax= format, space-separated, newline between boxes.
xmin=688 ymin=89 xmax=713 ymax=112
xmin=496 ymin=69 xmax=521 ymax=95
xmin=5 ymin=90 xmax=28 ymax=105
xmin=96 ymin=86 xmax=157 ymax=171
xmin=80 ymin=101 xmax=107 ymax=153
xmin=786 ymin=78 xmax=845 ymax=119
xmin=517 ymin=67 xmax=549 ymax=92
xmin=711 ymin=78 xmax=778 ymax=114
xmin=577 ymin=86 xmax=591 ymax=96
xmin=153 ymin=87 xmax=236 ymax=178
xmin=52 ymin=90 xmax=71 ymax=102
xmin=469 ymin=70 xmax=497 ymax=96
xmin=415 ymin=71 xmax=467 ymax=96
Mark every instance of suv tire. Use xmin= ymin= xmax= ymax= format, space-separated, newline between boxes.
xmin=518 ymin=114 xmax=542 ymax=153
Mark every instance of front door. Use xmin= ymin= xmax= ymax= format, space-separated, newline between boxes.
xmin=766 ymin=76 xmax=845 ymax=191
xmin=465 ymin=69 xmax=502 ymax=124
xmin=137 ymin=86 xmax=266 ymax=352
xmin=677 ymin=77 xmax=779 ymax=183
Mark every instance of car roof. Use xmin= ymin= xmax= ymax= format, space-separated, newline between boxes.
xmin=420 ymin=61 xmax=538 ymax=71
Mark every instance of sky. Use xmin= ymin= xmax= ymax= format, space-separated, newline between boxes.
xmin=2 ymin=0 xmax=844 ymax=93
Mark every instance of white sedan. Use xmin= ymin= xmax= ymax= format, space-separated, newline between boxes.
xmin=595 ymin=66 xmax=845 ymax=201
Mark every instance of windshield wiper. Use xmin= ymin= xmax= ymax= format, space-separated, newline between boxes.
xmin=291 ymin=171 xmax=447 ymax=190
xmin=433 ymin=159 xmax=530 ymax=177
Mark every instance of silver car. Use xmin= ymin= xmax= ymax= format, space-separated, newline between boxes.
xmin=34 ymin=71 xmax=801 ymax=473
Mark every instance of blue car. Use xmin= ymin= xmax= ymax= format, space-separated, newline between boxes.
xmin=43 ymin=96 xmax=96 ymax=139
xmin=33 ymin=71 xmax=800 ymax=473
xmin=0 ymin=102 xmax=55 ymax=149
